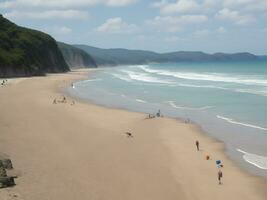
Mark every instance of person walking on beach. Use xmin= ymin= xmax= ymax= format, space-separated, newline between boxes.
xmin=218 ymin=169 xmax=223 ymax=184
xmin=195 ymin=140 xmax=199 ymax=151
xmin=157 ymin=109 xmax=161 ymax=117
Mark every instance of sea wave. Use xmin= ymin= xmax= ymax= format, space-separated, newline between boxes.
xmin=176 ymin=83 xmax=228 ymax=90
xmin=73 ymin=79 xmax=102 ymax=88
xmin=79 ymin=78 xmax=102 ymax=83
xmin=174 ymin=83 xmax=267 ymax=97
xmin=138 ymin=66 xmax=267 ymax=86
xmin=237 ymin=149 xmax=267 ymax=170
xmin=217 ymin=115 xmax=267 ymax=131
xmin=120 ymin=70 xmax=174 ymax=84
xmin=168 ymin=101 xmax=213 ymax=110
xmin=111 ymin=73 xmax=132 ymax=82
xmin=235 ymin=89 xmax=267 ymax=97
xmin=136 ymin=99 xmax=147 ymax=103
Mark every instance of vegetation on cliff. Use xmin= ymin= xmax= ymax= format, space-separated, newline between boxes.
xmin=0 ymin=15 xmax=69 ymax=78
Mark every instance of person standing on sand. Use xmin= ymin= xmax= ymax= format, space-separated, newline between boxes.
xmin=218 ymin=170 xmax=223 ymax=184
xmin=157 ymin=109 xmax=161 ymax=117
xmin=195 ymin=140 xmax=199 ymax=151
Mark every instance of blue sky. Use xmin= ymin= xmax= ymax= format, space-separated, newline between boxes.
xmin=0 ymin=0 xmax=267 ymax=54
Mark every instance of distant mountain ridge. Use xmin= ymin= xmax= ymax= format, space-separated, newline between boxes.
xmin=74 ymin=45 xmax=158 ymax=66
xmin=75 ymin=44 xmax=261 ymax=66
xmin=57 ymin=42 xmax=97 ymax=69
xmin=0 ymin=15 xmax=69 ymax=78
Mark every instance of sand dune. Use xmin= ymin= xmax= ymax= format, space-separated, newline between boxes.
xmin=0 ymin=70 xmax=266 ymax=200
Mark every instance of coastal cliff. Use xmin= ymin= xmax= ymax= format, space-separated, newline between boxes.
xmin=57 ymin=42 xmax=97 ymax=69
xmin=0 ymin=15 xmax=69 ymax=78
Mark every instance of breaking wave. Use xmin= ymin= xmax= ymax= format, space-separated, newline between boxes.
xmin=138 ymin=65 xmax=267 ymax=86
xmin=119 ymin=70 xmax=174 ymax=84
xmin=217 ymin=115 xmax=267 ymax=131
xmin=136 ymin=99 xmax=147 ymax=103
xmin=237 ymin=149 xmax=267 ymax=170
xmin=168 ymin=101 xmax=213 ymax=110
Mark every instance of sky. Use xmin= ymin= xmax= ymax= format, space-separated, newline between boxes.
xmin=0 ymin=0 xmax=267 ymax=55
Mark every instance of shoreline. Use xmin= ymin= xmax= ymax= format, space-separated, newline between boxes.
xmin=0 ymin=69 xmax=266 ymax=200
xmin=67 ymin=70 xmax=267 ymax=180
xmin=67 ymin=69 xmax=267 ymax=183
xmin=68 ymin=68 xmax=267 ymax=179
xmin=66 ymin=70 xmax=267 ymax=183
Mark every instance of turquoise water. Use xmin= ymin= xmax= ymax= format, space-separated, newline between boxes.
xmin=69 ymin=61 xmax=267 ymax=177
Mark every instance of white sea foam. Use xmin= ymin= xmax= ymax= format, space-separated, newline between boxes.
xmin=120 ymin=70 xmax=174 ymax=84
xmin=114 ymin=66 xmax=267 ymax=97
xmin=73 ymin=79 xmax=102 ymax=89
xmin=111 ymin=73 xmax=132 ymax=82
xmin=177 ymin=83 xmax=228 ymax=90
xmin=80 ymin=79 xmax=102 ymax=83
xmin=136 ymin=99 xmax=147 ymax=103
xmin=176 ymin=83 xmax=267 ymax=97
xmin=138 ymin=66 xmax=267 ymax=86
xmin=237 ymin=149 xmax=267 ymax=170
xmin=235 ymin=89 xmax=267 ymax=97
xmin=217 ymin=115 xmax=267 ymax=131
xmin=168 ymin=101 xmax=213 ymax=110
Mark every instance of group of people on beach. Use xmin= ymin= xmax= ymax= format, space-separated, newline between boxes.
xmin=147 ymin=109 xmax=163 ymax=119
xmin=195 ymin=140 xmax=224 ymax=185
xmin=53 ymin=96 xmax=75 ymax=106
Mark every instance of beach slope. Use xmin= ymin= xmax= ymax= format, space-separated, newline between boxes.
xmin=0 ymin=70 xmax=266 ymax=200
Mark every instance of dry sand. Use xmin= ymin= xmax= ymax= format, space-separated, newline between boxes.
xmin=0 ymin=70 xmax=266 ymax=200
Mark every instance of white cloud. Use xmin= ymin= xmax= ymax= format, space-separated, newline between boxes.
xmin=147 ymin=15 xmax=208 ymax=25
xmin=223 ymin=0 xmax=267 ymax=12
xmin=96 ymin=17 xmax=138 ymax=34
xmin=216 ymin=26 xmax=226 ymax=33
xmin=151 ymin=0 xmax=168 ymax=8
xmin=223 ymin=0 xmax=253 ymax=7
xmin=105 ymin=0 xmax=137 ymax=6
xmin=146 ymin=15 xmax=208 ymax=33
xmin=247 ymin=3 xmax=267 ymax=12
xmin=215 ymin=8 xmax=255 ymax=25
xmin=151 ymin=0 xmax=221 ymax=15
xmin=4 ymin=10 xmax=89 ymax=20
xmin=159 ymin=0 xmax=200 ymax=15
xmin=0 ymin=0 xmax=136 ymax=9
xmin=202 ymin=0 xmax=221 ymax=11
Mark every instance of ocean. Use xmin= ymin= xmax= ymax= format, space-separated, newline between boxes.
xmin=68 ymin=61 xmax=267 ymax=178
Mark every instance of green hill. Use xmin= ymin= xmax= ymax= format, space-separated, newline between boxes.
xmin=57 ymin=42 xmax=97 ymax=69
xmin=75 ymin=45 xmax=259 ymax=66
xmin=74 ymin=45 xmax=159 ymax=66
xmin=0 ymin=14 xmax=69 ymax=78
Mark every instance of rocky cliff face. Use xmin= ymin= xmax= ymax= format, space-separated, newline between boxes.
xmin=0 ymin=15 xmax=69 ymax=78
xmin=58 ymin=42 xmax=97 ymax=69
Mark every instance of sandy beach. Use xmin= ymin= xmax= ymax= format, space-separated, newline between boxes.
xmin=0 ymin=69 xmax=266 ymax=200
